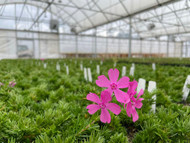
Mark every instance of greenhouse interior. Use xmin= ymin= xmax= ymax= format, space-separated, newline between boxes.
xmin=0 ymin=0 xmax=190 ymax=142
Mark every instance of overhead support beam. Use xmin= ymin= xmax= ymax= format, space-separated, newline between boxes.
xmin=142 ymin=27 xmax=190 ymax=39
xmin=78 ymin=0 xmax=180 ymax=33
xmin=128 ymin=17 xmax=132 ymax=58
xmin=28 ymin=0 xmax=54 ymax=30
xmin=31 ymin=0 xmax=122 ymax=17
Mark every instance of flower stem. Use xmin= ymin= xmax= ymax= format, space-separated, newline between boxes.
xmin=75 ymin=116 xmax=99 ymax=137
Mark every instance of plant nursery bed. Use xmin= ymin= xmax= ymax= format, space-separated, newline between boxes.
xmin=0 ymin=58 xmax=189 ymax=142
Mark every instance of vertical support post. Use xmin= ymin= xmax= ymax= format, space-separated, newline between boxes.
xmin=128 ymin=16 xmax=132 ymax=58
xmin=58 ymin=32 xmax=61 ymax=58
xmin=94 ymin=28 xmax=97 ymax=58
xmin=118 ymin=38 xmax=121 ymax=58
xmin=140 ymin=39 xmax=142 ymax=57
xmin=167 ymin=35 xmax=169 ymax=57
xmin=38 ymin=23 xmax=41 ymax=59
xmin=174 ymin=41 xmax=176 ymax=57
xmin=106 ymin=37 xmax=108 ymax=58
xmin=186 ymin=42 xmax=188 ymax=58
xmin=75 ymin=34 xmax=78 ymax=58
xmin=105 ymin=25 xmax=108 ymax=58
xmin=118 ymin=21 xmax=121 ymax=58
xmin=32 ymin=30 xmax=35 ymax=59
xmin=158 ymin=40 xmax=160 ymax=57
xmin=15 ymin=4 xmax=18 ymax=58
xmin=181 ymin=42 xmax=183 ymax=58
xmin=150 ymin=40 xmax=152 ymax=58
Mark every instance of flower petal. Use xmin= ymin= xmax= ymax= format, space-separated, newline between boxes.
xmin=114 ymin=89 xmax=129 ymax=103
xmin=96 ymin=75 xmax=110 ymax=87
xmin=132 ymin=106 xmax=139 ymax=122
xmin=129 ymin=80 xmax=138 ymax=91
xmin=126 ymin=102 xmax=132 ymax=117
xmin=135 ymin=98 xmax=144 ymax=109
xmin=101 ymin=91 xmax=112 ymax=103
xmin=86 ymin=104 xmax=100 ymax=114
xmin=106 ymin=103 xmax=121 ymax=115
xmin=104 ymin=88 xmax=113 ymax=95
xmin=137 ymin=89 xmax=144 ymax=99
xmin=86 ymin=93 xmax=100 ymax=103
xmin=108 ymin=69 xmax=119 ymax=82
xmin=117 ymin=76 xmax=130 ymax=88
xmin=100 ymin=108 xmax=111 ymax=123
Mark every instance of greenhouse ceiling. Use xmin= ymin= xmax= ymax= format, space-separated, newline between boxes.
xmin=0 ymin=0 xmax=190 ymax=41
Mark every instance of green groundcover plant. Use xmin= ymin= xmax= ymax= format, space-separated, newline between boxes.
xmin=0 ymin=58 xmax=189 ymax=143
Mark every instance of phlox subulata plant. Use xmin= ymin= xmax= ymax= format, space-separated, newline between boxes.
xmin=86 ymin=68 xmax=144 ymax=123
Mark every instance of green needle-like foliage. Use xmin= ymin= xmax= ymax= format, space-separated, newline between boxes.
xmin=0 ymin=58 xmax=189 ymax=142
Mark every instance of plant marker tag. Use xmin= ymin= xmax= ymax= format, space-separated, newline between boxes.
xmin=114 ymin=62 xmax=117 ymax=67
xmin=66 ymin=66 xmax=69 ymax=75
xmin=87 ymin=68 xmax=92 ymax=82
xmin=84 ymin=68 xmax=88 ymax=81
xmin=44 ymin=63 xmax=47 ymax=69
xmin=97 ymin=65 xmax=100 ymax=75
xmin=80 ymin=63 xmax=83 ymax=71
xmin=122 ymin=66 xmax=126 ymax=77
xmin=182 ymin=75 xmax=190 ymax=101
xmin=148 ymin=81 xmax=156 ymax=113
xmin=56 ymin=63 xmax=60 ymax=71
xmin=152 ymin=63 xmax=156 ymax=71
xmin=137 ymin=78 xmax=146 ymax=93
xmin=129 ymin=67 xmax=134 ymax=76
xmin=132 ymin=63 xmax=135 ymax=70
xmin=100 ymin=61 xmax=103 ymax=65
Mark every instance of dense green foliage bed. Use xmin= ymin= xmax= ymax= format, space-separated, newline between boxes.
xmin=0 ymin=58 xmax=190 ymax=143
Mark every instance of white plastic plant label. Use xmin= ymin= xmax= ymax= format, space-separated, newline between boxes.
xmin=182 ymin=75 xmax=190 ymax=101
xmin=129 ymin=67 xmax=134 ymax=76
xmin=152 ymin=63 xmax=156 ymax=71
xmin=84 ymin=68 xmax=88 ymax=81
xmin=80 ymin=63 xmax=83 ymax=71
xmin=132 ymin=63 xmax=135 ymax=70
xmin=87 ymin=68 xmax=92 ymax=82
xmin=44 ymin=63 xmax=47 ymax=69
xmin=148 ymin=81 xmax=157 ymax=113
xmin=122 ymin=66 xmax=126 ymax=77
xmin=56 ymin=63 xmax=60 ymax=71
xmin=137 ymin=78 xmax=146 ymax=93
xmin=100 ymin=61 xmax=103 ymax=65
xmin=97 ymin=65 xmax=100 ymax=75
xmin=66 ymin=66 xmax=69 ymax=75
xmin=114 ymin=62 xmax=117 ymax=67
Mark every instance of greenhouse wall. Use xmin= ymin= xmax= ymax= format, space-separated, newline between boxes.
xmin=0 ymin=29 xmax=183 ymax=59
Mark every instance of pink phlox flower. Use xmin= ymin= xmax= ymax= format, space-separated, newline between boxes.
xmin=40 ymin=58 xmax=45 ymax=61
xmin=127 ymin=80 xmax=138 ymax=98
xmin=0 ymin=82 xmax=4 ymax=86
xmin=96 ymin=68 xmax=130 ymax=103
xmin=86 ymin=91 xmax=121 ymax=123
xmin=126 ymin=88 xmax=144 ymax=122
xmin=9 ymin=81 xmax=16 ymax=87
xmin=123 ymin=81 xmax=138 ymax=108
